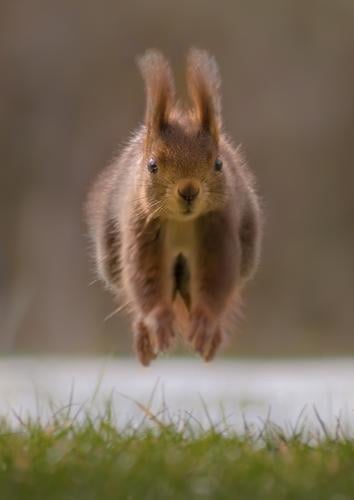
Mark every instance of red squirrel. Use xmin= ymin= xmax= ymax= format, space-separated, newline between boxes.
xmin=86 ymin=49 xmax=263 ymax=366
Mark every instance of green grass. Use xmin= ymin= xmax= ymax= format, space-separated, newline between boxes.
xmin=0 ymin=407 xmax=354 ymax=500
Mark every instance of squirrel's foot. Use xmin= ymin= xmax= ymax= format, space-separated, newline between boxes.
xmin=134 ymin=305 xmax=176 ymax=366
xmin=188 ymin=306 xmax=223 ymax=362
xmin=134 ymin=320 xmax=157 ymax=366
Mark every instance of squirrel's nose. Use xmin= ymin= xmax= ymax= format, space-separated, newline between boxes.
xmin=177 ymin=181 xmax=200 ymax=204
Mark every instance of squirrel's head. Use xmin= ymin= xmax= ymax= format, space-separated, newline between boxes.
xmin=137 ymin=49 xmax=228 ymax=221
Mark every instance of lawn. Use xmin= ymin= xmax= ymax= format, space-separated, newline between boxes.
xmin=1 ymin=410 xmax=354 ymax=500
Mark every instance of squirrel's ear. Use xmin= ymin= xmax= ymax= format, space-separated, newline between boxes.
xmin=138 ymin=50 xmax=175 ymax=140
xmin=186 ymin=48 xmax=222 ymax=141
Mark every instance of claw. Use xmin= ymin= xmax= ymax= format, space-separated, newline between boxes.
xmin=204 ymin=327 xmax=222 ymax=362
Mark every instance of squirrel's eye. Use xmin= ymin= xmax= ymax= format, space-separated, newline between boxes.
xmin=148 ymin=158 xmax=158 ymax=174
xmin=214 ymin=158 xmax=223 ymax=171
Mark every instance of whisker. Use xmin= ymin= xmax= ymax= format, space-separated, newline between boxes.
xmin=104 ymin=301 xmax=130 ymax=322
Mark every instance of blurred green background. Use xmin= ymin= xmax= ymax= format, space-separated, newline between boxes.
xmin=1 ymin=0 xmax=353 ymax=356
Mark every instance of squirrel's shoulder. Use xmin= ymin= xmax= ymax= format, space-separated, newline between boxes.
xmin=85 ymin=126 xmax=145 ymax=225
xmin=220 ymin=133 xmax=261 ymax=214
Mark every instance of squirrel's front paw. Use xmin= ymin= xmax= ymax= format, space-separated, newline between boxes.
xmin=134 ymin=320 xmax=157 ymax=366
xmin=134 ymin=306 xmax=175 ymax=366
xmin=188 ymin=306 xmax=223 ymax=362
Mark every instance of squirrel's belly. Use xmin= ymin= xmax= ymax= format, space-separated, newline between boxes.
xmin=165 ymin=219 xmax=196 ymax=317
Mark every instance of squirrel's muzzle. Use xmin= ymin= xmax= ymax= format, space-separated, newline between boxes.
xmin=177 ymin=179 xmax=201 ymax=205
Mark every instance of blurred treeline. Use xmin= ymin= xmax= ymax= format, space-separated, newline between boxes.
xmin=1 ymin=0 xmax=353 ymax=355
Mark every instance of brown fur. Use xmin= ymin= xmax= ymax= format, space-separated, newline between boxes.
xmin=85 ymin=49 xmax=263 ymax=366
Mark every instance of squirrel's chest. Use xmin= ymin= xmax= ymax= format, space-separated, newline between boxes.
xmin=163 ymin=219 xmax=197 ymax=260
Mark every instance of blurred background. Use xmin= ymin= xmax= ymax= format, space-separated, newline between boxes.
xmin=1 ymin=0 xmax=353 ymax=356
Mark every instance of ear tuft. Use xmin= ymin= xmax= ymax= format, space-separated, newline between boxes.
xmin=186 ymin=48 xmax=222 ymax=140
xmin=138 ymin=50 xmax=175 ymax=141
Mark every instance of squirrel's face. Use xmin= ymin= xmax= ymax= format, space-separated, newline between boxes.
xmin=141 ymin=124 xmax=227 ymax=221
xmin=138 ymin=48 xmax=227 ymax=220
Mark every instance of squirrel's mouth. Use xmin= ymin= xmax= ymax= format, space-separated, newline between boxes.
xmin=169 ymin=197 xmax=202 ymax=220
xmin=181 ymin=205 xmax=199 ymax=219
